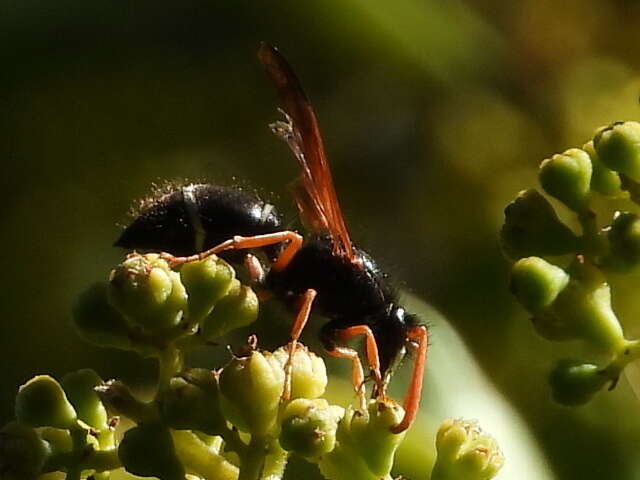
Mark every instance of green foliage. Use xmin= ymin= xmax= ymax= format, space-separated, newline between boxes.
xmin=501 ymin=120 xmax=640 ymax=406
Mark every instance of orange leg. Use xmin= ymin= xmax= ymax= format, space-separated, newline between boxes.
xmin=160 ymin=230 xmax=303 ymax=272
xmin=333 ymin=325 xmax=385 ymax=398
xmin=390 ymin=325 xmax=428 ymax=434
xmin=326 ymin=345 xmax=367 ymax=412
xmin=282 ymin=288 xmax=317 ymax=401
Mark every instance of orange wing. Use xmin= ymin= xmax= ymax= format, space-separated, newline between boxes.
xmin=258 ymin=44 xmax=356 ymax=262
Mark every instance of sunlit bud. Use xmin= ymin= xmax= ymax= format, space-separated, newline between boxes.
xmin=72 ymin=283 xmax=132 ymax=350
xmin=539 ymin=148 xmax=592 ymax=211
xmin=549 ymin=359 xmax=608 ymax=406
xmin=171 ymin=429 xmax=239 ymax=480
xmin=61 ymin=369 xmax=108 ymax=431
xmin=218 ymin=350 xmax=284 ymax=435
xmin=180 ymin=255 xmax=235 ymax=324
xmin=162 ymin=369 xmax=227 ymax=435
xmin=271 ymin=345 xmax=328 ymax=399
xmin=594 ymin=121 xmax=640 ymax=182
xmin=200 ymin=279 xmax=259 ymax=341
xmin=15 ymin=376 xmax=77 ymax=429
xmin=501 ymin=189 xmax=579 ymax=259
xmin=583 ymin=141 xmax=623 ymax=197
xmin=510 ymin=257 xmax=569 ymax=313
xmin=118 ymin=423 xmax=185 ymax=480
xmin=94 ymin=380 xmax=158 ymax=424
xmin=548 ymin=261 xmax=626 ymax=353
xmin=604 ymin=211 xmax=640 ymax=270
xmin=431 ymin=418 xmax=504 ymax=480
xmin=37 ymin=427 xmax=73 ymax=456
xmin=280 ymin=398 xmax=344 ymax=460
xmin=109 ymin=253 xmax=187 ymax=331
xmin=318 ymin=400 xmax=405 ymax=480
xmin=0 ymin=422 xmax=51 ymax=480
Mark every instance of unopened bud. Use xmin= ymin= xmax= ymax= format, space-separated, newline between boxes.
xmin=431 ymin=418 xmax=504 ymax=480
xmin=109 ymin=254 xmax=187 ymax=332
xmin=72 ymin=283 xmax=132 ymax=350
xmin=0 ymin=422 xmax=50 ymax=480
xmin=510 ymin=257 xmax=569 ymax=313
xmin=594 ymin=121 xmax=640 ymax=182
xmin=272 ymin=345 xmax=328 ymax=399
xmin=61 ymin=369 xmax=108 ymax=431
xmin=180 ymin=255 xmax=235 ymax=324
xmin=549 ymin=359 xmax=608 ymax=406
xmin=280 ymin=398 xmax=343 ymax=460
xmin=603 ymin=211 xmax=640 ymax=271
xmin=501 ymin=189 xmax=579 ymax=259
xmin=539 ymin=148 xmax=592 ymax=212
xmin=218 ymin=350 xmax=284 ymax=435
xmin=118 ymin=423 xmax=185 ymax=480
xmin=200 ymin=279 xmax=259 ymax=341
xmin=15 ymin=375 xmax=77 ymax=429
xmin=583 ymin=140 xmax=623 ymax=197
xmin=318 ymin=400 xmax=405 ymax=480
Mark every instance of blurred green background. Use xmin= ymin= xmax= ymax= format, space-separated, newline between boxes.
xmin=2 ymin=0 xmax=640 ymax=478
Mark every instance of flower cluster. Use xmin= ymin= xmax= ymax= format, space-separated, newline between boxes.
xmin=1 ymin=253 xmax=503 ymax=479
xmin=501 ymin=121 xmax=640 ymax=405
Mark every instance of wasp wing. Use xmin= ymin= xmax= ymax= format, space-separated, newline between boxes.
xmin=259 ymin=43 xmax=356 ymax=262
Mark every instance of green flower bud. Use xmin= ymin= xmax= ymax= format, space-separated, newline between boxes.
xmin=539 ymin=148 xmax=592 ymax=211
xmin=501 ymin=189 xmax=579 ymax=259
xmin=170 ymin=429 xmax=238 ymax=480
xmin=200 ymin=279 xmax=259 ymax=341
xmin=604 ymin=211 xmax=640 ymax=270
xmin=583 ymin=141 xmax=623 ymax=197
xmin=109 ymin=253 xmax=187 ymax=332
xmin=431 ymin=418 xmax=504 ymax=480
xmin=547 ymin=261 xmax=626 ymax=353
xmin=271 ymin=345 xmax=328 ymax=399
xmin=61 ymin=369 xmax=108 ymax=431
xmin=118 ymin=423 xmax=185 ymax=480
xmin=94 ymin=380 xmax=158 ymax=424
xmin=0 ymin=422 xmax=51 ymax=480
xmin=72 ymin=283 xmax=132 ymax=350
xmin=509 ymin=257 xmax=569 ymax=313
xmin=37 ymin=427 xmax=73 ymax=456
xmin=280 ymin=398 xmax=344 ymax=460
xmin=162 ymin=369 xmax=226 ymax=435
xmin=180 ymin=255 xmax=235 ymax=324
xmin=219 ymin=350 xmax=284 ymax=435
xmin=318 ymin=400 xmax=405 ymax=480
xmin=594 ymin=121 xmax=640 ymax=182
xmin=15 ymin=376 xmax=77 ymax=429
xmin=549 ymin=359 xmax=608 ymax=406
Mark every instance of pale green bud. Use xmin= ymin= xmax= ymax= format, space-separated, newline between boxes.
xmin=318 ymin=400 xmax=405 ymax=480
xmin=118 ymin=423 xmax=185 ymax=480
xmin=280 ymin=398 xmax=344 ymax=460
xmin=15 ymin=376 xmax=77 ymax=429
xmin=218 ymin=350 xmax=284 ymax=435
xmin=594 ymin=121 xmax=640 ymax=182
xmin=200 ymin=279 xmax=258 ymax=341
xmin=510 ymin=257 xmax=569 ymax=313
xmin=180 ymin=255 xmax=235 ymax=324
xmin=72 ymin=283 xmax=132 ymax=350
xmin=431 ymin=418 xmax=504 ymax=480
xmin=271 ymin=345 xmax=328 ymax=399
xmin=109 ymin=253 xmax=187 ymax=332
xmin=0 ymin=422 xmax=51 ymax=480
xmin=61 ymin=369 xmax=108 ymax=431
xmin=583 ymin=141 xmax=623 ymax=197
xmin=539 ymin=148 xmax=592 ymax=211
xmin=501 ymin=189 xmax=579 ymax=259
xmin=549 ymin=359 xmax=608 ymax=406
xmin=37 ymin=427 xmax=73 ymax=456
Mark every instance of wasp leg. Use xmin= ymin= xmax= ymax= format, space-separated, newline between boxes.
xmin=160 ymin=230 xmax=303 ymax=271
xmin=325 ymin=345 xmax=367 ymax=412
xmin=282 ymin=288 xmax=317 ymax=401
xmin=390 ymin=325 xmax=428 ymax=434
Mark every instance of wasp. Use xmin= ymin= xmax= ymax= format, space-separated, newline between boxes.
xmin=116 ymin=44 xmax=428 ymax=433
